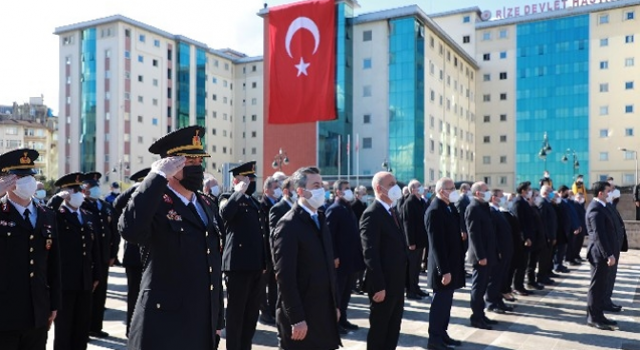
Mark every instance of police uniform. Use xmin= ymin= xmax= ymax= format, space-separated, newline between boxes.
xmin=0 ymin=149 xmax=60 ymax=350
xmin=81 ymin=172 xmax=119 ymax=338
xmin=220 ymin=161 xmax=267 ymax=350
xmin=119 ymin=126 xmax=225 ymax=350
xmin=112 ymin=167 xmax=150 ymax=336
xmin=52 ymin=173 xmax=101 ymax=350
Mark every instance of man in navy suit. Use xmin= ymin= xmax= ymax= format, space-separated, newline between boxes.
xmin=360 ymin=172 xmax=408 ymax=350
xmin=585 ymin=181 xmax=618 ymax=330
xmin=400 ymin=179 xmax=429 ymax=300
xmin=511 ymin=182 xmax=535 ymax=296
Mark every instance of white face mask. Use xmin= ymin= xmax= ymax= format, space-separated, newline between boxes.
xmin=112 ymin=188 xmax=120 ymax=194
xmin=612 ymin=189 xmax=621 ymax=199
xmin=507 ymin=201 xmax=514 ymax=210
xmin=35 ymin=189 xmax=46 ymax=200
xmin=289 ymin=190 xmax=298 ymax=201
xmin=534 ymin=196 xmax=543 ymax=206
xmin=527 ymin=190 xmax=533 ymax=199
xmin=209 ymin=185 xmax=220 ymax=197
xmin=499 ymin=197 xmax=506 ymax=208
xmin=89 ymin=186 xmax=102 ymax=199
xmin=68 ymin=192 xmax=85 ymax=208
xmin=606 ymin=192 xmax=613 ymax=203
xmin=482 ymin=191 xmax=492 ymax=202
xmin=447 ymin=190 xmax=460 ymax=203
xmin=342 ymin=189 xmax=354 ymax=202
xmin=555 ymin=196 xmax=562 ymax=204
xmin=386 ymin=185 xmax=403 ymax=202
xmin=273 ymin=188 xmax=283 ymax=199
xmin=306 ymin=188 xmax=326 ymax=209
xmin=417 ymin=186 xmax=425 ymax=195
xmin=13 ymin=176 xmax=37 ymax=200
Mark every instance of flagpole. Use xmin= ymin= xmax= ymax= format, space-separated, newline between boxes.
xmin=356 ymin=133 xmax=359 ymax=187
xmin=337 ymin=134 xmax=341 ymax=180
xmin=347 ymin=134 xmax=351 ymax=185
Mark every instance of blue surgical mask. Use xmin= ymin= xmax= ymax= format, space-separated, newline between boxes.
xmin=548 ymin=192 xmax=555 ymax=200
xmin=426 ymin=192 xmax=433 ymax=199
xmin=89 ymin=187 xmax=102 ymax=199
xmin=324 ymin=190 xmax=330 ymax=200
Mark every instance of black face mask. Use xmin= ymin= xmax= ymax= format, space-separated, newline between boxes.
xmin=245 ymin=181 xmax=257 ymax=196
xmin=179 ymin=165 xmax=204 ymax=192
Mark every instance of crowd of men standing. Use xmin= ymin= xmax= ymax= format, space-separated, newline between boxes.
xmin=0 ymin=124 xmax=632 ymax=350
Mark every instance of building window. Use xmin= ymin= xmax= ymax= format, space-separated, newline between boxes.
xmin=600 ymin=38 xmax=608 ymax=47
xmin=154 ymin=39 xmax=160 ymax=47
xmin=153 ymin=59 xmax=158 ymax=67
xmin=251 ymin=114 xmax=257 ymax=121
xmin=599 ymin=14 xmax=609 ymax=24
xmin=500 ymin=135 xmax=507 ymax=142
xmin=152 ymin=118 xmax=158 ymax=126
xmin=626 ymin=10 xmax=635 ymax=20
xmin=153 ymin=78 xmax=158 ymax=86
xmin=626 ymin=35 xmax=635 ymax=43
xmin=483 ymin=94 xmax=490 ymax=102
xmin=251 ymin=147 xmax=257 ymax=155
xmin=138 ymin=55 xmax=144 ymax=63
xmin=223 ymin=97 xmax=228 ymax=104
xmin=224 ymin=63 xmax=230 ymax=71
xmin=599 ymin=129 xmax=609 ymax=138
xmin=138 ymin=136 xmax=143 ymax=144
xmin=462 ymin=36 xmax=470 ymax=43
xmin=600 ymin=106 xmax=609 ymax=115
xmin=139 ymin=34 xmax=145 ymax=42
xmin=599 ymin=61 xmax=609 ymax=69
xmin=625 ymin=128 xmax=634 ymax=136
xmin=599 ymin=83 xmax=609 ymax=92
xmin=251 ymin=131 xmax=257 ymax=138
xmin=138 ymin=96 xmax=143 ymax=103
xmin=599 ymin=152 xmax=609 ymax=161
xmin=252 ymin=82 xmax=257 ymax=88
xmin=137 ymin=115 xmax=143 ymax=123
xmin=482 ymin=31 xmax=491 ymax=41
xmin=483 ymin=156 xmax=491 ymax=164
xmin=624 ymin=151 xmax=635 ymax=160
xmin=152 ymin=98 xmax=158 ymax=106
xmin=212 ymin=94 xmax=217 ymax=101
xmin=498 ymin=29 xmax=507 ymax=38
xmin=500 ymin=114 xmax=507 ymax=121
xmin=500 ymin=156 xmax=507 ymax=163
xmin=625 ymin=58 xmax=635 ymax=67
xmin=463 ymin=15 xmax=470 ymax=23
xmin=499 ymin=93 xmax=507 ymax=100
xmin=363 ymin=30 xmax=372 ymax=41
xmin=625 ymin=105 xmax=634 ymax=113
xmin=363 ymin=58 xmax=372 ymax=69
xmin=483 ymin=115 xmax=490 ymax=123
xmin=363 ymin=114 xmax=371 ymax=124
xmin=483 ymin=53 xmax=490 ymax=61
xmin=363 ymin=85 xmax=372 ymax=97
xmin=222 ymin=147 xmax=227 ymax=154
xmin=483 ymin=136 xmax=490 ymax=143
xmin=499 ymin=51 xmax=507 ymax=59
xmin=499 ymin=72 xmax=507 ymax=80
xmin=251 ymin=98 xmax=257 ymax=105
xmin=625 ymin=81 xmax=634 ymax=89
xmin=483 ymin=74 xmax=490 ymax=81
xmin=362 ymin=137 xmax=372 ymax=149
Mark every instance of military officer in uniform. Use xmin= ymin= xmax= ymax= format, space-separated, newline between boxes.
xmin=119 ymin=125 xmax=225 ymax=350
xmin=112 ymin=167 xmax=150 ymax=337
xmin=220 ymin=161 xmax=267 ymax=350
xmin=81 ymin=172 xmax=119 ymax=338
xmin=51 ymin=172 xmax=101 ymax=350
xmin=0 ymin=149 xmax=61 ymax=350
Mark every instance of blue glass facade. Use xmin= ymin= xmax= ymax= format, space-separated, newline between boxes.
xmin=176 ymin=42 xmax=191 ymax=128
xmin=516 ymin=15 xmax=589 ymax=187
xmin=196 ymin=48 xmax=206 ymax=129
xmin=318 ymin=2 xmax=353 ymax=176
xmin=80 ymin=28 xmax=97 ymax=172
xmin=388 ymin=18 xmax=425 ymax=182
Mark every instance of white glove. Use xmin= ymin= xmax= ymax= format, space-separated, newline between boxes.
xmin=151 ymin=156 xmax=186 ymax=178
xmin=57 ymin=191 xmax=70 ymax=200
xmin=234 ymin=178 xmax=249 ymax=194
xmin=0 ymin=175 xmax=17 ymax=195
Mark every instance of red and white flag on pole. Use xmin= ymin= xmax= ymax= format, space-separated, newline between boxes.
xmin=268 ymin=0 xmax=336 ymax=124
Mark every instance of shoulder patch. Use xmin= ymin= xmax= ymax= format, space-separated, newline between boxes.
xmin=163 ymin=194 xmax=173 ymax=204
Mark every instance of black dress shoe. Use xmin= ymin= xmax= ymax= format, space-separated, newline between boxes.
xmin=488 ymin=307 xmax=505 ymax=314
xmin=338 ymin=325 xmax=351 ymax=335
xmin=499 ymin=304 xmax=514 ymax=312
xmin=470 ymin=319 xmax=492 ymax=330
xmin=259 ymin=313 xmax=276 ymax=325
xmin=417 ymin=290 xmax=430 ymax=297
xmin=443 ymin=335 xmax=462 ymax=346
xmin=340 ymin=321 xmax=359 ymax=331
xmin=89 ymin=331 xmax=109 ymax=338
xmin=587 ymin=321 xmax=613 ymax=330
xmin=604 ymin=305 xmax=622 ymax=312
xmin=526 ymin=282 xmax=544 ymax=290
xmin=483 ymin=316 xmax=498 ymax=325
xmin=427 ymin=342 xmax=449 ymax=350
xmin=406 ymin=293 xmax=423 ymax=300
xmin=513 ymin=288 xmax=531 ymax=296
xmin=568 ymin=260 xmax=581 ymax=266
xmin=539 ymin=278 xmax=555 ymax=285
xmin=549 ymin=272 xmax=561 ymax=278
xmin=602 ymin=318 xmax=618 ymax=326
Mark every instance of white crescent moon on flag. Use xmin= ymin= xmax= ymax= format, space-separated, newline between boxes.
xmin=285 ymin=17 xmax=320 ymax=58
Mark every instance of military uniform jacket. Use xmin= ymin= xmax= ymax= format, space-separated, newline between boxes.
xmin=56 ymin=204 xmax=101 ymax=291
xmin=113 ymin=185 xmax=143 ymax=268
xmin=82 ymin=198 xmax=119 ymax=264
xmin=220 ymin=191 xmax=266 ymax=272
xmin=0 ymin=198 xmax=61 ymax=331
xmin=119 ymin=173 xmax=225 ymax=350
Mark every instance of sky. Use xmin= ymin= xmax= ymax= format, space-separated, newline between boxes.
xmin=1 ymin=0 xmax=537 ymax=114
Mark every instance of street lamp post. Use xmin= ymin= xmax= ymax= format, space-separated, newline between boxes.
xmin=111 ymin=159 xmax=129 ymax=187
xmin=618 ymin=147 xmax=638 ymax=185
xmin=538 ymin=132 xmax=552 ymax=171
xmin=381 ymin=157 xmax=392 ymax=172
xmin=271 ymin=148 xmax=290 ymax=172
xmin=561 ymin=149 xmax=580 ymax=180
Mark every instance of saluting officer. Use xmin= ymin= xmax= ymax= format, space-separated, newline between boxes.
xmin=51 ymin=172 xmax=101 ymax=350
xmin=220 ymin=161 xmax=267 ymax=350
xmin=81 ymin=172 xmax=119 ymax=339
xmin=0 ymin=149 xmax=61 ymax=350
xmin=112 ymin=167 xmax=150 ymax=337
xmin=119 ymin=126 xmax=225 ymax=349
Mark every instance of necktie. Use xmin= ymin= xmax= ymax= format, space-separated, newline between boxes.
xmin=311 ymin=214 xmax=320 ymax=230
xmin=187 ymin=202 xmax=203 ymax=225
xmin=389 ymin=208 xmax=400 ymax=228
xmin=24 ymin=208 xmax=34 ymax=230
xmin=72 ymin=211 xmax=82 ymax=225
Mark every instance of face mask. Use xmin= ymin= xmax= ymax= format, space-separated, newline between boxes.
xmin=426 ymin=192 xmax=433 ymax=199
xmin=417 ymin=186 xmax=425 ymax=195
xmin=554 ymin=196 xmax=562 ymax=204
xmin=69 ymin=192 xmax=85 ymax=208
xmin=499 ymin=197 xmax=506 ymax=207
xmin=612 ymin=189 xmax=621 ymax=199
xmin=360 ymin=195 xmax=368 ymax=203
xmin=13 ymin=176 xmax=37 ymax=200
xmin=448 ymin=190 xmax=460 ymax=203
xmin=534 ymin=196 xmax=543 ymax=206
xmin=527 ymin=190 xmax=533 ymax=199
xmin=507 ymin=201 xmax=514 ymax=210
xmin=307 ymin=188 xmax=326 ymax=209
xmin=273 ymin=188 xmax=283 ymax=199
xmin=608 ymin=181 xmax=614 ymax=186
xmin=89 ymin=186 xmax=102 ymax=199
xmin=386 ymin=185 xmax=403 ymax=202
xmin=210 ymin=185 xmax=220 ymax=197
xmin=324 ymin=190 xmax=331 ymax=200
xmin=35 ymin=189 xmax=46 ymax=200
xmin=246 ymin=181 xmax=257 ymax=196
xmin=548 ymin=192 xmax=555 ymax=200
xmin=290 ymin=190 xmax=298 ymax=201
xmin=342 ymin=189 xmax=354 ymax=202
xmin=112 ymin=188 xmax=120 ymax=194
xmin=483 ymin=191 xmax=492 ymax=202
xmin=606 ymin=192 xmax=613 ymax=203
xmin=178 ymin=165 xmax=204 ymax=192
xmin=544 ymin=174 xmax=549 ymax=178
xmin=577 ymin=179 xmax=583 ymax=183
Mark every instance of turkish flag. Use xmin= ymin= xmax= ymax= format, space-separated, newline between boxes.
xmin=268 ymin=0 xmax=336 ymax=124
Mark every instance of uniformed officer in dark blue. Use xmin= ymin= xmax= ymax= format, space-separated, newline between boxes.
xmin=220 ymin=160 xmax=267 ymax=350
xmin=81 ymin=172 xmax=119 ymax=339
xmin=119 ymin=125 xmax=225 ymax=350
xmin=112 ymin=167 xmax=150 ymax=337
xmin=0 ymin=149 xmax=61 ymax=350
xmin=51 ymin=172 xmax=101 ymax=350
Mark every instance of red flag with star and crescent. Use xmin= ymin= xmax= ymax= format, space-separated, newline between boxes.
xmin=268 ymin=0 xmax=336 ymax=124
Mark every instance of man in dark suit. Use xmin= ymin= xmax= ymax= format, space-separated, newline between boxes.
xmin=259 ymin=176 xmax=281 ymax=325
xmin=51 ymin=173 xmax=101 ymax=350
xmin=81 ymin=172 xmax=119 ymax=339
xmin=220 ymin=160 xmax=267 ymax=349
xmin=360 ymin=171 xmax=408 ymax=350
xmin=119 ymin=126 xmax=225 ymax=349
xmin=572 ymin=193 xmax=587 ymax=261
xmin=326 ymin=180 xmax=364 ymax=333
xmin=272 ymin=166 xmax=341 ymax=350
xmin=465 ymin=182 xmax=498 ymax=330
xmin=0 ymin=149 xmax=60 ymax=350
xmin=556 ymin=185 xmax=581 ymax=272
xmin=400 ymin=179 xmax=429 ymax=300
xmin=425 ymin=178 xmax=465 ymax=350
xmin=112 ymin=167 xmax=150 ymax=337
xmin=351 ymin=185 xmax=368 ymax=221
xmin=269 ymin=177 xmax=295 ymax=245
xmin=604 ymin=190 xmax=627 ymax=312
xmin=511 ymin=182 xmax=535 ymax=296
xmin=585 ymin=181 xmax=618 ymax=330
xmin=487 ymin=189 xmax=514 ymax=314
xmin=634 ymin=180 xmax=640 ymax=220
xmin=537 ymin=185 xmax=558 ymax=285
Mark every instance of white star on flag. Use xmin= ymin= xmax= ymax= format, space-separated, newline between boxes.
xmin=295 ymin=57 xmax=310 ymax=77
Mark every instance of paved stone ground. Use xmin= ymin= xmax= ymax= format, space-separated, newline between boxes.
xmin=47 ymin=249 xmax=640 ymax=350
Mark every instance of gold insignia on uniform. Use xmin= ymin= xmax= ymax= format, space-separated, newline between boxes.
xmin=20 ymin=152 xmax=31 ymax=164
xmin=76 ymin=175 xmax=81 ymax=184
xmin=46 ymin=239 xmax=52 ymax=250
xmin=192 ymin=129 xmax=202 ymax=147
